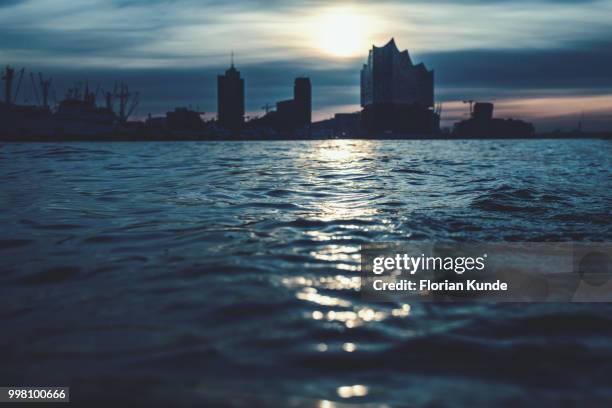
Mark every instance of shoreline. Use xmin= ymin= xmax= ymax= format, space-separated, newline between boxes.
xmin=1 ymin=134 xmax=610 ymax=142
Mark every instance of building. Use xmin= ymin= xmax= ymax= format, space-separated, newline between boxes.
xmin=334 ymin=112 xmax=362 ymax=137
xmin=274 ymin=77 xmax=312 ymax=131
xmin=217 ymin=61 xmax=245 ymax=131
xmin=360 ymin=38 xmax=437 ymax=135
xmin=361 ymin=38 xmax=433 ymax=107
xmin=294 ymin=77 xmax=311 ymax=126
xmin=453 ymin=102 xmax=535 ymax=138
xmin=472 ymin=102 xmax=494 ymax=122
xmin=166 ymin=107 xmax=204 ymax=131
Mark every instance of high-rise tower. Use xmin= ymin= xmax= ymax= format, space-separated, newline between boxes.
xmin=217 ymin=56 xmax=245 ymax=131
xmin=293 ymin=77 xmax=311 ymax=128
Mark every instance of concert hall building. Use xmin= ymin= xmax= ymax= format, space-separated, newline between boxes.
xmin=360 ymin=38 xmax=437 ymax=135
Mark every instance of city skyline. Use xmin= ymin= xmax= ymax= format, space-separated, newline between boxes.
xmin=2 ymin=0 xmax=612 ymax=130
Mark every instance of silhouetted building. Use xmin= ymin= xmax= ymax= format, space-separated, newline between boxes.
xmin=294 ymin=77 xmax=311 ymax=126
xmin=276 ymin=99 xmax=295 ymax=129
xmin=361 ymin=38 xmax=433 ymax=107
xmin=166 ymin=107 xmax=204 ymax=131
xmin=454 ymin=102 xmax=534 ymax=138
xmin=472 ymin=102 xmax=494 ymax=122
xmin=334 ymin=112 xmax=362 ymax=137
xmin=310 ymin=117 xmax=335 ymax=138
xmin=217 ymin=62 xmax=244 ymax=131
xmin=360 ymin=38 xmax=437 ymax=135
xmin=274 ymin=77 xmax=311 ymax=131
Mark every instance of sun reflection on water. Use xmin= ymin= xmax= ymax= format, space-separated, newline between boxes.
xmin=308 ymin=244 xmax=360 ymax=270
xmin=313 ymin=139 xmax=374 ymax=163
xmin=282 ymin=275 xmax=412 ymax=330
xmin=282 ymin=140 xmax=412 ymax=399
xmin=297 ymin=287 xmax=352 ymax=307
xmin=282 ymin=275 xmax=361 ymax=291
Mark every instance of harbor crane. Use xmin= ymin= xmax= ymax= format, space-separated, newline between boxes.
xmin=462 ymin=100 xmax=474 ymax=117
xmin=115 ymin=82 xmax=139 ymax=123
xmin=30 ymin=73 xmax=41 ymax=106
xmin=2 ymin=66 xmax=25 ymax=104
xmin=38 ymin=73 xmax=52 ymax=109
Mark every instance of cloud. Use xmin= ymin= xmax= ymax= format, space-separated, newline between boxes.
xmin=423 ymin=40 xmax=612 ymax=88
xmin=2 ymin=0 xmax=612 ymax=67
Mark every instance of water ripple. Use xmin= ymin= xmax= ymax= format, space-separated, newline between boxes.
xmin=0 ymin=139 xmax=611 ymax=405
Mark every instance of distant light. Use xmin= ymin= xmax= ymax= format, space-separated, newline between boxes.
xmin=312 ymin=310 xmax=324 ymax=320
xmin=342 ymin=342 xmax=357 ymax=352
xmin=337 ymin=384 xmax=369 ymax=398
xmin=319 ymin=400 xmax=334 ymax=408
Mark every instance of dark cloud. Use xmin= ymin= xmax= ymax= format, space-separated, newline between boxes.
xmin=0 ymin=27 xmax=157 ymax=54
xmin=2 ymin=0 xmax=592 ymax=18
xmin=421 ymin=40 xmax=612 ymax=89
xmin=109 ymin=0 xmax=602 ymax=6
xmin=0 ymin=0 xmax=22 ymax=7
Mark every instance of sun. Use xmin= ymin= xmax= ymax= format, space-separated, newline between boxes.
xmin=314 ymin=8 xmax=368 ymax=58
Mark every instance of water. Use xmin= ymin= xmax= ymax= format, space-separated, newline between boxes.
xmin=1 ymin=139 xmax=611 ymax=406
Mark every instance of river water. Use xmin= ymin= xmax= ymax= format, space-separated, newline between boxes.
xmin=1 ymin=140 xmax=611 ymax=406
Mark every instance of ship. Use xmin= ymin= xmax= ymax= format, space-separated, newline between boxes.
xmin=0 ymin=66 xmax=139 ymax=140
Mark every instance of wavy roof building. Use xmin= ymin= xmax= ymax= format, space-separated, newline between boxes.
xmin=360 ymin=38 xmax=434 ymax=108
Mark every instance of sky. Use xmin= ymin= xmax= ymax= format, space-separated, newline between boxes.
xmin=1 ymin=0 xmax=612 ymax=130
